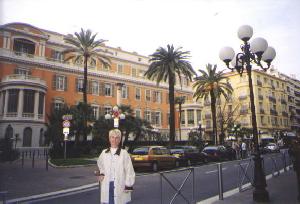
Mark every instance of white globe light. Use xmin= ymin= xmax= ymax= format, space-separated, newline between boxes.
xmin=113 ymin=106 xmax=119 ymax=112
xmin=219 ymin=47 xmax=235 ymax=63
xmin=262 ymin=46 xmax=276 ymax=63
xmin=238 ymin=25 xmax=253 ymax=41
xmin=120 ymin=113 xmax=126 ymax=120
xmin=250 ymin=37 xmax=268 ymax=55
xmin=105 ymin=114 xmax=111 ymax=120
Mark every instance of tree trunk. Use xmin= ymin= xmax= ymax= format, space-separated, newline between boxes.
xmin=210 ymin=92 xmax=218 ymax=145
xmin=169 ymin=75 xmax=176 ymax=147
xmin=82 ymin=56 xmax=88 ymax=142
xmin=179 ymin=103 xmax=182 ymax=141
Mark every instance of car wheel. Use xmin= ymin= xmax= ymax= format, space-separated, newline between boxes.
xmin=175 ymin=160 xmax=180 ymax=168
xmin=152 ymin=162 xmax=158 ymax=172
xmin=187 ymin=159 xmax=192 ymax=166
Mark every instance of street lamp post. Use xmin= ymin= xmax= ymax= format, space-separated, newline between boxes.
xmin=105 ymin=106 xmax=126 ymax=146
xmin=219 ymin=25 xmax=276 ymax=202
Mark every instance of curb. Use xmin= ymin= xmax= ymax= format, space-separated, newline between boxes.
xmin=48 ymin=159 xmax=97 ymax=168
xmin=7 ymin=183 xmax=99 ymax=204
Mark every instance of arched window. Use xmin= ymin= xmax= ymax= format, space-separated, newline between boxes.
xmin=5 ymin=125 xmax=13 ymax=139
xmin=23 ymin=127 xmax=32 ymax=147
xmin=13 ymin=38 xmax=35 ymax=55
xmin=39 ymin=128 xmax=44 ymax=146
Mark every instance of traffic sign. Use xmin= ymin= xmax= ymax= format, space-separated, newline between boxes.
xmin=62 ymin=114 xmax=73 ymax=121
xmin=63 ymin=127 xmax=69 ymax=135
xmin=63 ymin=120 xmax=71 ymax=128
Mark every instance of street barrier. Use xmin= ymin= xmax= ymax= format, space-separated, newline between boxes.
xmin=237 ymin=157 xmax=254 ymax=192
xmin=18 ymin=147 xmax=49 ymax=170
xmin=160 ymin=168 xmax=195 ymax=204
xmin=269 ymin=155 xmax=280 ymax=177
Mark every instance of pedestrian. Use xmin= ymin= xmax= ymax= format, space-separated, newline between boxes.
xmin=96 ymin=129 xmax=135 ymax=204
xmin=241 ymin=141 xmax=247 ymax=159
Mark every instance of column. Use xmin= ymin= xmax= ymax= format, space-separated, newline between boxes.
xmin=17 ymin=89 xmax=24 ymax=118
xmin=34 ymin=91 xmax=39 ymax=120
xmin=194 ymin=109 xmax=198 ymax=127
xmin=42 ymin=93 xmax=45 ymax=120
xmin=3 ymin=90 xmax=8 ymax=117
xmin=184 ymin=109 xmax=188 ymax=127
xmin=116 ymin=83 xmax=124 ymax=106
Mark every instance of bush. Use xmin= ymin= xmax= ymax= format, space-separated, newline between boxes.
xmin=0 ymin=138 xmax=19 ymax=162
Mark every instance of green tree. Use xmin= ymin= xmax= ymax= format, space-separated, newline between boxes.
xmin=193 ymin=64 xmax=233 ymax=145
xmin=145 ymin=45 xmax=196 ymax=147
xmin=63 ymin=29 xmax=111 ymax=141
xmin=93 ymin=105 xmax=153 ymax=149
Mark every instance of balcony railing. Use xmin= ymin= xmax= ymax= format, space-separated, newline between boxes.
xmin=269 ymin=96 xmax=276 ymax=103
xmin=270 ymin=109 xmax=278 ymax=116
xmin=239 ymin=95 xmax=247 ymax=100
xmin=282 ymin=111 xmax=289 ymax=117
xmin=22 ymin=113 xmax=34 ymax=118
xmin=205 ymin=114 xmax=212 ymax=119
xmin=6 ymin=112 xmax=17 ymax=117
xmin=1 ymin=74 xmax=46 ymax=86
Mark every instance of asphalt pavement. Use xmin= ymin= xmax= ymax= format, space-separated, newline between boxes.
xmin=0 ymin=151 xmax=298 ymax=204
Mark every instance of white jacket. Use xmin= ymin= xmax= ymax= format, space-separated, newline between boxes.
xmin=97 ymin=148 xmax=135 ymax=204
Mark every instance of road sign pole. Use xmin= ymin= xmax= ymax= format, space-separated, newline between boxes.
xmin=64 ymin=140 xmax=67 ymax=160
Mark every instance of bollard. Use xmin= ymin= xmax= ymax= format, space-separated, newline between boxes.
xmin=46 ymin=151 xmax=49 ymax=171
xmin=32 ymin=150 xmax=35 ymax=168
xmin=160 ymin=172 xmax=163 ymax=204
xmin=21 ymin=152 xmax=24 ymax=168
xmin=217 ymin=163 xmax=224 ymax=200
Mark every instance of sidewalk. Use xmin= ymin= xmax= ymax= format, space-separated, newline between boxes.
xmin=207 ymin=169 xmax=299 ymax=204
xmin=0 ymin=158 xmax=99 ymax=201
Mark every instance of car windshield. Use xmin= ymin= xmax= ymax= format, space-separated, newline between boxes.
xmin=170 ymin=149 xmax=184 ymax=154
xmin=132 ymin=147 xmax=149 ymax=155
xmin=202 ymin=147 xmax=217 ymax=153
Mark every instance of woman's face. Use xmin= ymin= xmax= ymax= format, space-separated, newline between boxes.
xmin=109 ymin=133 xmax=121 ymax=148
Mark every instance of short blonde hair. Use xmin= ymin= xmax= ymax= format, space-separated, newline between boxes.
xmin=109 ymin=129 xmax=122 ymax=138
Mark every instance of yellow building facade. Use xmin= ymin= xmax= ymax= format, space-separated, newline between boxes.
xmin=201 ymin=69 xmax=290 ymax=142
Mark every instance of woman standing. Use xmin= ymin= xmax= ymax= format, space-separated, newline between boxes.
xmin=97 ymin=129 xmax=135 ymax=204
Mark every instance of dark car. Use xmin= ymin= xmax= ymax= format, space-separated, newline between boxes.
xmin=201 ymin=146 xmax=232 ymax=162
xmin=224 ymin=145 xmax=237 ymax=160
xmin=170 ymin=146 xmax=207 ymax=166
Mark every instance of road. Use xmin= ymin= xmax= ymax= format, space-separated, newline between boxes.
xmin=30 ymin=152 xmax=289 ymax=204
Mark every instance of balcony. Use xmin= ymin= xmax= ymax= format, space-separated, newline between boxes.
xmin=258 ymin=95 xmax=263 ymax=100
xmin=260 ymin=109 xmax=265 ymax=114
xmin=282 ymin=111 xmax=289 ymax=117
xmin=257 ymin=80 xmax=262 ymax=86
xmin=239 ymin=95 xmax=247 ymax=100
xmin=270 ymin=109 xmax=278 ymax=116
xmin=269 ymin=96 xmax=276 ymax=103
xmin=295 ymin=91 xmax=300 ymax=97
xmin=240 ymin=109 xmax=248 ymax=115
xmin=1 ymin=74 xmax=47 ymax=87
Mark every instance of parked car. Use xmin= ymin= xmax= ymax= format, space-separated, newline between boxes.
xmin=263 ymin=143 xmax=280 ymax=153
xmin=130 ymin=146 xmax=179 ymax=171
xmin=201 ymin=146 xmax=233 ymax=162
xmin=170 ymin=146 xmax=207 ymax=166
xmin=224 ymin=145 xmax=237 ymax=160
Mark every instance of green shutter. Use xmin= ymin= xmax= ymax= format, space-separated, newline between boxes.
xmin=64 ymin=76 xmax=68 ymax=91
xmin=52 ymin=74 xmax=56 ymax=90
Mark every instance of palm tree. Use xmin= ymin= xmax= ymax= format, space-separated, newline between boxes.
xmin=145 ymin=45 xmax=196 ymax=147
xmin=63 ymin=29 xmax=110 ymax=141
xmin=193 ymin=64 xmax=233 ymax=145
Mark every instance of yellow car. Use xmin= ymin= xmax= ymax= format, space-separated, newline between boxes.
xmin=131 ymin=146 xmax=179 ymax=171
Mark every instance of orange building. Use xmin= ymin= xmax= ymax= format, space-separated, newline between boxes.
xmin=0 ymin=22 xmax=201 ymax=147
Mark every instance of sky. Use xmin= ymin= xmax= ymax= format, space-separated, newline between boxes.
xmin=1 ymin=0 xmax=300 ymax=78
